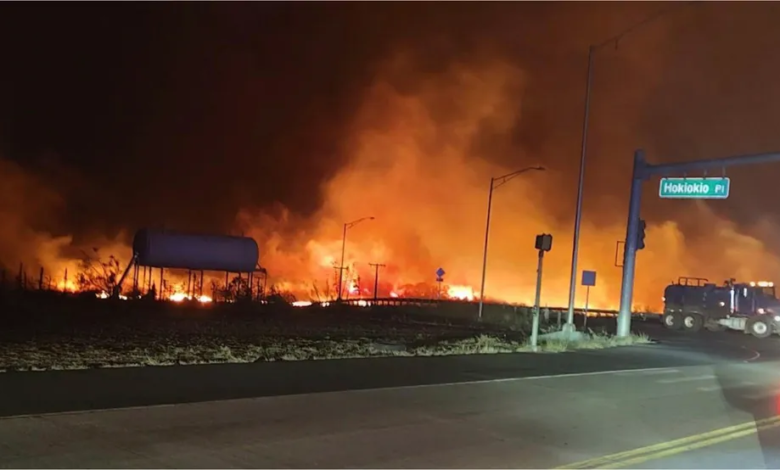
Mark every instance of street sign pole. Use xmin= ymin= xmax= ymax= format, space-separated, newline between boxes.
xmin=531 ymin=234 xmax=553 ymax=351
xmin=436 ymin=267 xmax=445 ymax=300
xmin=530 ymin=248 xmax=545 ymax=352
xmin=581 ymin=270 xmax=596 ymax=330
xmin=583 ymin=285 xmax=591 ymax=329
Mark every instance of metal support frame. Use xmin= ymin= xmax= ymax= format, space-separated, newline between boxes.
xmin=112 ymin=253 xmax=139 ymax=298
xmin=616 ymin=149 xmax=780 ymax=337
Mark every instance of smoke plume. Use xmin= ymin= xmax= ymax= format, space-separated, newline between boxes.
xmin=4 ymin=3 xmax=780 ymax=310
xmin=238 ymin=45 xmax=780 ymax=310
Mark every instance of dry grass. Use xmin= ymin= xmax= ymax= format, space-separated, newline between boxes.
xmin=0 ymin=294 xmax=653 ymax=372
xmin=0 ymin=331 xmax=653 ymax=372
xmin=537 ymin=331 xmax=653 ymax=352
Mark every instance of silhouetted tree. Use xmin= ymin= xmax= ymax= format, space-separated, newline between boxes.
xmin=267 ymin=284 xmax=296 ymax=304
xmin=311 ymin=277 xmax=335 ymax=302
xmin=76 ymin=248 xmax=121 ymax=294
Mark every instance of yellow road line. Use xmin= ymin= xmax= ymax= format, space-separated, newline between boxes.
xmin=557 ymin=415 xmax=780 ymax=469
xmin=602 ymin=418 xmax=780 ymax=468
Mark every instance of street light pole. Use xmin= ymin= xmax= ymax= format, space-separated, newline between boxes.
xmin=477 ymin=166 xmax=545 ymax=320
xmin=337 ymin=216 xmax=375 ymax=301
xmin=338 ymin=223 xmax=347 ymax=301
xmin=477 ymin=178 xmax=495 ymax=319
xmin=564 ymin=45 xmax=595 ymax=331
xmin=563 ymin=2 xmax=695 ymax=332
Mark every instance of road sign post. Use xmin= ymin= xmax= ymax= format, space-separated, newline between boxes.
xmin=436 ymin=267 xmax=445 ymax=300
xmin=658 ymin=177 xmax=730 ymax=199
xmin=530 ymin=234 xmax=553 ymax=352
xmin=581 ymin=270 xmax=596 ymax=329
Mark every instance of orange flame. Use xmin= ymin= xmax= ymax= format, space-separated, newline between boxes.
xmin=6 ymin=49 xmax=780 ymax=314
xmin=447 ymin=285 xmax=475 ymax=301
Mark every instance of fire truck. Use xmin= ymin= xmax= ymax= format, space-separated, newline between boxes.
xmin=662 ymin=277 xmax=780 ymax=338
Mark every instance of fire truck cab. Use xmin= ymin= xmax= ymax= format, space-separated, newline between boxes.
xmin=662 ymin=277 xmax=780 ymax=338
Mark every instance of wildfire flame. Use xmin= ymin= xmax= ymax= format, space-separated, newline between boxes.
xmin=6 ymin=48 xmax=780 ymax=314
xmin=447 ymin=285 xmax=475 ymax=301
xmin=57 ymin=280 xmax=77 ymax=292
xmin=169 ymin=291 xmax=213 ymax=303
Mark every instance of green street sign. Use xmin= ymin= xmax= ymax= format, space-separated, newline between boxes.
xmin=658 ymin=177 xmax=730 ymax=199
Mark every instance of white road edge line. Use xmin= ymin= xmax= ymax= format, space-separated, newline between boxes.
xmin=629 ymin=368 xmax=681 ymax=376
xmin=657 ymin=374 xmax=715 ymax=384
xmin=0 ymin=366 xmax=682 ymax=421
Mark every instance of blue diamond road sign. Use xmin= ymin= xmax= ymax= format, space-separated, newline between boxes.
xmin=436 ymin=267 xmax=445 ymax=278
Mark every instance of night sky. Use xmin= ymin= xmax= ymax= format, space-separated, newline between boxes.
xmin=4 ymin=2 xmax=780 ymax=305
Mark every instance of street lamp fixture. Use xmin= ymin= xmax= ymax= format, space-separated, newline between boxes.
xmin=477 ymin=165 xmax=546 ymax=320
xmin=337 ymin=216 xmax=375 ymax=301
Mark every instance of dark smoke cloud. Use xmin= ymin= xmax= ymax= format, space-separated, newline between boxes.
xmin=2 ymin=2 xmax=780 ymax=307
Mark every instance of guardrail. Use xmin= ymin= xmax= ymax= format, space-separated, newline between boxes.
xmin=326 ymin=297 xmax=661 ymax=318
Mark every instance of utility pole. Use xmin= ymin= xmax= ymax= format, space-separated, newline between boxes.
xmin=369 ymin=263 xmax=386 ymax=301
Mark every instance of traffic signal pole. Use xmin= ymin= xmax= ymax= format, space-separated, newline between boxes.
xmin=616 ymin=149 xmax=780 ymax=337
xmin=616 ymin=150 xmax=646 ymax=337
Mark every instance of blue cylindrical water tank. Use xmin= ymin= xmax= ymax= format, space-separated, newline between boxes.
xmin=133 ymin=228 xmax=259 ymax=272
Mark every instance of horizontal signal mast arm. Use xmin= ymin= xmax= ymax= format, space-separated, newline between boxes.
xmin=644 ymin=151 xmax=780 ymax=178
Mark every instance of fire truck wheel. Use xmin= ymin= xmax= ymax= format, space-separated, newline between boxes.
xmin=746 ymin=316 xmax=773 ymax=339
xmin=682 ymin=313 xmax=704 ymax=332
xmin=662 ymin=312 xmax=683 ymax=330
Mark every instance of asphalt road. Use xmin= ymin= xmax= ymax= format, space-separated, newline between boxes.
xmin=4 ymin=359 xmax=780 ymax=467
xmin=0 ymin=321 xmax=770 ymax=417
xmin=2 ymin=320 xmax=780 ymax=467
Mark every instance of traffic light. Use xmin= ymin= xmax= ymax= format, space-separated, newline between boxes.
xmin=535 ymin=233 xmax=553 ymax=252
xmin=637 ymin=219 xmax=646 ymax=250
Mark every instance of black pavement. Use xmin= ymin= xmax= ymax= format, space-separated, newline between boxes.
xmin=0 ymin=321 xmax=774 ymax=418
xmin=3 ymin=356 xmax=780 ymax=467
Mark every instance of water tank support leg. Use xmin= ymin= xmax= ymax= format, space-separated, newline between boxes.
xmin=113 ymin=253 xmax=138 ymax=298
